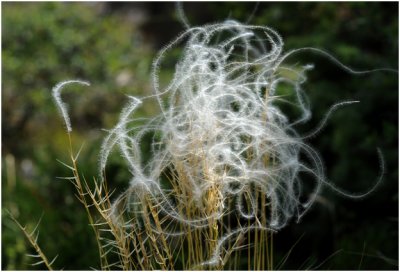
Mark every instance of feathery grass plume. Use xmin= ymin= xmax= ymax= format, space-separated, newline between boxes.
xmin=96 ymin=20 xmax=386 ymax=269
xmin=44 ymin=20 xmax=390 ymax=270
xmin=52 ymin=80 xmax=90 ymax=132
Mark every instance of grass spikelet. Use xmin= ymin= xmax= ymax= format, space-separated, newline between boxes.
xmin=7 ymin=211 xmax=56 ymax=270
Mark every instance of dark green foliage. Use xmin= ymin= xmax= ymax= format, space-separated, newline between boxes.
xmin=2 ymin=2 xmax=398 ymax=270
xmin=2 ymin=2 xmax=152 ymax=269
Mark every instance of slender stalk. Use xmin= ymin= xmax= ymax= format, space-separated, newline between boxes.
xmin=67 ymin=133 xmax=109 ymax=270
xmin=8 ymin=212 xmax=55 ymax=270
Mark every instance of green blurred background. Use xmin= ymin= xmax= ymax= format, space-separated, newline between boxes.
xmin=2 ymin=2 xmax=398 ymax=270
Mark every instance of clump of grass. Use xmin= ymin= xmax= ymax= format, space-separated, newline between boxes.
xmin=14 ymin=19 xmax=390 ymax=270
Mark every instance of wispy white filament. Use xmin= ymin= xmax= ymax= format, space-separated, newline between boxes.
xmin=52 ymin=80 xmax=90 ymax=132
